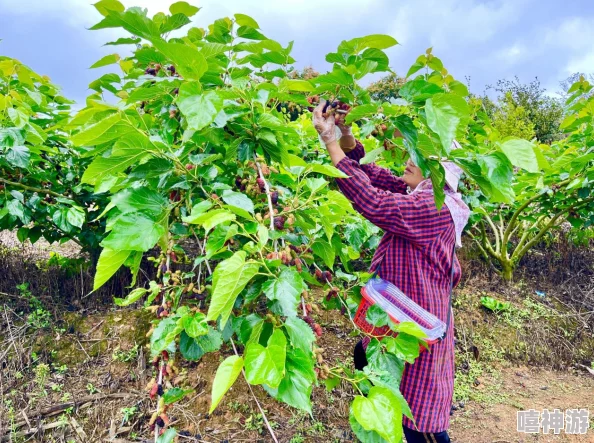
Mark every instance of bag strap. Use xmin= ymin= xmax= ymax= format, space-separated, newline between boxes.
xmin=440 ymin=243 xmax=457 ymax=341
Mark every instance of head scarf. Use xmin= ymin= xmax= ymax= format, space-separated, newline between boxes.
xmin=410 ymin=157 xmax=470 ymax=248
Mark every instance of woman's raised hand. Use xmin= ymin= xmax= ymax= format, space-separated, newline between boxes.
xmin=313 ymin=100 xmax=337 ymax=145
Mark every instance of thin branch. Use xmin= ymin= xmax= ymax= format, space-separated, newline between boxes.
xmin=483 ymin=213 xmax=501 ymax=254
xmin=513 ymin=197 xmax=594 ymax=263
xmin=230 ymin=338 xmax=279 ymax=443
xmin=0 ymin=178 xmax=64 ymax=199
xmin=254 ymin=154 xmax=277 ymax=252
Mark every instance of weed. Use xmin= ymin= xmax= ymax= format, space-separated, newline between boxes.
xmin=86 ymin=383 xmax=100 ymax=394
xmin=17 ymin=283 xmax=51 ymax=329
xmin=121 ymin=405 xmax=138 ymax=425
xmin=290 ymin=435 xmax=305 ymax=443
xmin=112 ymin=344 xmax=139 ymax=363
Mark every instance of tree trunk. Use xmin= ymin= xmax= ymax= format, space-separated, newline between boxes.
xmin=501 ymin=262 xmax=514 ymax=282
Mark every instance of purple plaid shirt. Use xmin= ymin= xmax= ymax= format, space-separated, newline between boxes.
xmin=335 ymin=141 xmax=460 ymax=433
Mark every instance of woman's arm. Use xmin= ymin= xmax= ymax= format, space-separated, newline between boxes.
xmin=340 ymin=140 xmax=408 ymax=194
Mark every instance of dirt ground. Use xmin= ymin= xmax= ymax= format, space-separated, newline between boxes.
xmin=1 ymin=305 xmax=592 ymax=443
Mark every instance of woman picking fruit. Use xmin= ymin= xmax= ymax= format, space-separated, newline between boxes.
xmin=313 ymin=100 xmax=470 ymax=443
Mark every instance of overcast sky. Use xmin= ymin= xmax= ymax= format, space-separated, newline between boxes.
xmin=1 ymin=0 xmax=593 ymax=104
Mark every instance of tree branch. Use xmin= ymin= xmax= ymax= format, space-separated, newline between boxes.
xmin=513 ymin=197 xmax=594 ymax=263
xmin=254 ymin=154 xmax=277 ymax=252
xmin=0 ymin=178 xmax=64 ymax=199
xmin=483 ymin=213 xmax=501 ymax=254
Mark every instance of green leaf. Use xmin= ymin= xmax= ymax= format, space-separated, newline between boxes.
xmin=71 ymin=112 xmax=121 ymax=146
xmin=8 ymin=108 xmax=28 ymax=128
xmin=262 ymin=268 xmax=305 ymax=317
xmin=150 ymin=317 xmax=179 ymax=355
xmin=90 ymin=7 xmax=161 ymax=41
xmin=284 ymin=316 xmax=315 ymax=354
xmin=66 ymin=206 xmax=85 ymax=229
xmin=90 ymin=53 xmax=120 ymax=68
xmin=210 ymin=355 xmax=244 ymax=413
xmin=111 ymin=187 xmax=169 ymax=217
xmin=234 ymin=13 xmax=259 ymax=29
xmin=425 ymin=93 xmax=470 ymax=153
xmin=281 ymin=78 xmax=313 ymax=92
xmin=153 ymin=41 xmax=207 ymax=80
xmin=499 ymin=138 xmax=539 ymax=173
xmin=312 ymin=239 xmax=335 ymax=269
xmin=222 ymin=191 xmax=254 ymax=214
xmin=182 ymin=200 xmax=213 ymax=223
xmin=366 ymin=304 xmax=388 ymax=327
xmin=449 ymin=80 xmax=469 ymax=96
xmin=244 ymin=329 xmax=286 ymax=387
xmin=156 ymin=428 xmax=177 ymax=443
xmin=163 ymin=387 xmax=193 ymax=405
xmin=179 ymin=327 xmax=222 ymax=360
xmin=308 ymin=164 xmax=348 ymax=178
xmin=345 ymin=104 xmax=380 ymax=124
xmin=6 ymin=145 xmax=30 ymax=168
xmin=114 ymin=287 xmax=146 ymax=307
xmin=384 ymin=333 xmax=420 ymax=364
xmin=263 ymin=348 xmax=315 ymax=413
xmin=207 ymin=251 xmax=260 ymax=327
xmin=399 ymin=78 xmax=443 ymax=103
xmin=395 ymin=321 xmax=427 ymax=339
xmin=351 ymin=387 xmax=403 ymax=443
xmin=101 ymin=213 xmax=165 ymax=252
xmin=169 ymin=1 xmax=201 ymax=17
xmin=94 ymin=248 xmax=131 ymax=290
xmin=354 ymin=34 xmax=398 ymax=51
xmin=177 ymin=82 xmax=223 ymax=130
xmin=183 ymin=209 xmax=235 ymax=232
xmin=182 ymin=312 xmax=208 ymax=338
xmin=93 ymin=0 xmax=124 ymax=16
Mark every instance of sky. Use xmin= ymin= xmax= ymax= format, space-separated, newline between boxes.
xmin=1 ymin=0 xmax=594 ymax=105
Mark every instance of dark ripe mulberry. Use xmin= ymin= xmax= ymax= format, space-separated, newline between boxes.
xmin=256 ymin=177 xmax=266 ymax=192
xmin=274 ymin=216 xmax=285 ymax=230
xmin=157 ymin=384 xmax=164 ymax=396
xmin=156 ymin=306 xmax=164 ymax=317
xmin=155 ymin=417 xmax=165 ymax=428
xmin=167 ymin=65 xmax=176 ymax=74
xmin=303 ymin=315 xmax=315 ymax=326
xmin=172 ymin=88 xmax=179 ymax=95
xmin=271 ymin=191 xmax=279 ymax=205
xmin=315 ymin=269 xmax=323 ymax=281
xmin=145 ymin=67 xmax=157 ymax=76
xmin=323 ymin=271 xmax=333 ymax=283
xmin=235 ymin=176 xmax=243 ymax=189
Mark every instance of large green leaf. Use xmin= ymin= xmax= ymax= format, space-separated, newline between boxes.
xmin=183 ymin=208 xmax=235 ymax=232
xmin=425 ymin=93 xmax=470 ymax=153
xmin=221 ymin=191 xmax=254 ymax=214
xmin=101 ymin=213 xmax=165 ymax=251
xmin=71 ymin=112 xmax=121 ymax=146
xmin=111 ymin=187 xmax=169 ymax=217
xmin=345 ymin=104 xmax=380 ymax=124
xmin=6 ymin=145 xmax=30 ymax=168
xmin=311 ymin=239 xmax=335 ymax=269
xmin=399 ymin=78 xmax=443 ymax=103
xmin=93 ymin=248 xmax=131 ymax=290
xmin=177 ymin=82 xmax=223 ymax=130
xmin=169 ymin=1 xmax=201 ymax=17
xmin=90 ymin=7 xmax=161 ymax=41
xmin=351 ymin=387 xmax=403 ymax=443
xmin=153 ymin=41 xmax=207 ymax=80
xmin=283 ymin=316 xmax=315 ymax=355
xmin=263 ymin=348 xmax=315 ymax=413
xmin=114 ymin=287 xmax=146 ymax=307
xmin=210 ymin=355 xmax=244 ymax=413
xmin=262 ymin=268 xmax=305 ymax=317
xmin=244 ymin=329 xmax=286 ymax=387
xmin=352 ymin=34 xmax=398 ymax=52
xmin=179 ymin=327 xmax=222 ymax=360
xmin=499 ymin=138 xmax=539 ymax=173
xmin=206 ymin=251 xmax=260 ymax=327
xmin=234 ymin=13 xmax=259 ymax=29
xmin=90 ymin=53 xmax=120 ymax=68
xmin=182 ymin=312 xmax=208 ymax=338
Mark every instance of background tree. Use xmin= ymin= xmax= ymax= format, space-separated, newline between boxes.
xmin=367 ymin=73 xmax=406 ymax=102
xmin=485 ymin=77 xmax=563 ymax=144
